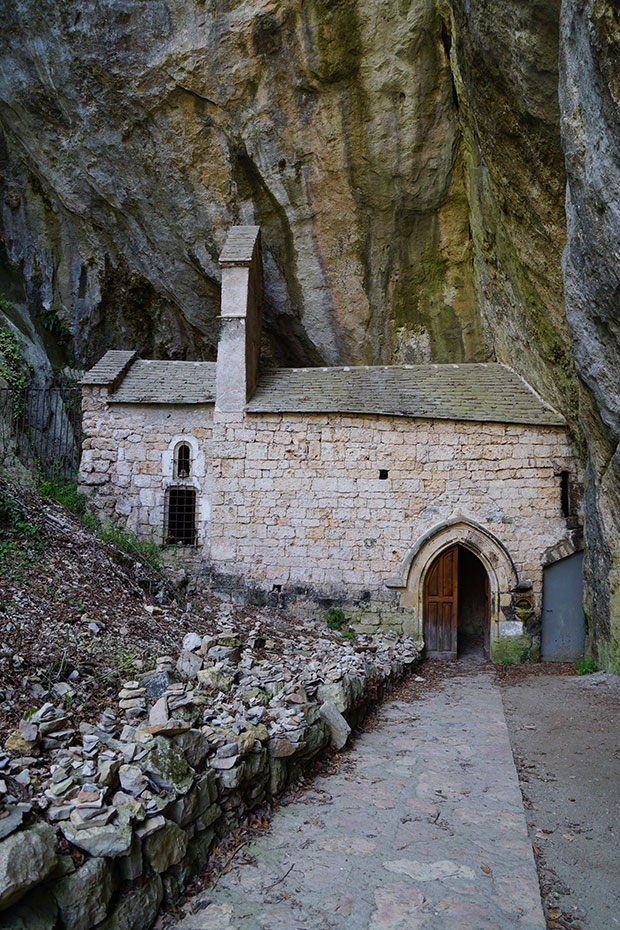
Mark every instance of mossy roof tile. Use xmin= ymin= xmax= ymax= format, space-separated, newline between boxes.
xmin=247 ymin=363 xmax=565 ymax=426
xmin=109 ymin=360 xmax=217 ymax=404
xmin=97 ymin=356 xmax=564 ymax=426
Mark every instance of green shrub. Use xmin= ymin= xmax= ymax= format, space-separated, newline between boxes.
xmin=325 ymin=607 xmax=356 ymax=640
xmin=40 ymin=476 xmax=86 ymax=516
xmin=98 ymin=523 xmax=163 ymax=570
xmin=574 ymin=657 xmax=597 ymax=675
xmin=41 ymin=308 xmax=71 ymax=346
xmin=0 ymin=315 xmax=30 ymax=417
xmin=39 ymin=476 xmax=162 ymax=569
xmin=39 ymin=476 xmax=97 ymax=529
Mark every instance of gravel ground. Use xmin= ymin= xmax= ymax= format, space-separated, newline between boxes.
xmin=500 ymin=667 xmax=620 ymax=930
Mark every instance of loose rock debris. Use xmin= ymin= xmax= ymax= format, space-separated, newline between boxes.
xmin=0 ymin=477 xmax=422 ymax=927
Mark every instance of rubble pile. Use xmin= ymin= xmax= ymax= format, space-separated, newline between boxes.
xmin=0 ymin=606 xmax=422 ymax=930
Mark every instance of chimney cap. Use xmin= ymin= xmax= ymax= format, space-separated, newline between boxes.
xmin=219 ymin=226 xmax=261 ymax=266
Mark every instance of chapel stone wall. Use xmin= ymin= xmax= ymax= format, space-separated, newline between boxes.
xmin=79 ymin=388 xmax=214 ymax=546
xmin=208 ymin=412 xmax=575 ymax=614
xmin=80 ymin=394 xmax=577 ymax=651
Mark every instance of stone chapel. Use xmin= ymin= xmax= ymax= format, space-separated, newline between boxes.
xmin=79 ymin=227 xmax=584 ymax=662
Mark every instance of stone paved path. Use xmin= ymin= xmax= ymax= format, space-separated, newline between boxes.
xmin=175 ymin=664 xmax=545 ymax=930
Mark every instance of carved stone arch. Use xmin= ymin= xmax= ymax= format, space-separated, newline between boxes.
xmin=162 ymin=434 xmax=206 ymax=481
xmin=173 ymin=440 xmax=192 ymax=479
xmin=542 ymin=529 xmax=584 ymax=567
xmin=386 ymin=516 xmax=520 ymax=646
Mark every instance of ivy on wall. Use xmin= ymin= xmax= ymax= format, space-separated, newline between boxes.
xmin=0 ymin=299 xmax=30 ymax=418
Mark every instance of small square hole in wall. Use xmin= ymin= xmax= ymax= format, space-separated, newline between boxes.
xmin=379 ymin=469 xmax=389 ymax=480
xmin=272 ymin=584 xmax=282 ymax=593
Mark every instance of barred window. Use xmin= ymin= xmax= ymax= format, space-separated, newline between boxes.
xmin=174 ymin=442 xmax=191 ymax=479
xmin=165 ymin=488 xmax=197 ymax=545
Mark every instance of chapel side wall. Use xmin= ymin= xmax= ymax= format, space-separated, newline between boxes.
xmin=79 ymin=390 xmax=213 ymax=550
xmin=80 ymin=393 xmax=577 ymax=650
xmin=208 ymin=413 xmax=576 ymax=633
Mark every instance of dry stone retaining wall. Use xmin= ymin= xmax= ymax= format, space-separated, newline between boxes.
xmin=0 ymin=622 xmax=421 ymax=930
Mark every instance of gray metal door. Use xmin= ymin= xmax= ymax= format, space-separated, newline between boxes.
xmin=541 ymin=551 xmax=585 ymax=661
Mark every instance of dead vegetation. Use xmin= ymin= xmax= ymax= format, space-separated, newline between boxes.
xmin=0 ymin=476 xmax=347 ymax=740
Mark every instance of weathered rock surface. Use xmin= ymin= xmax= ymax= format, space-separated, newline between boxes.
xmin=559 ymin=0 xmax=620 ymax=673
xmin=143 ymin=820 xmax=188 ymax=874
xmin=144 ymin=738 xmax=194 ymax=795
xmin=94 ymin=874 xmax=163 ymax=930
xmin=319 ymin=700 xmax=351 ymax=749
xmin=60 ymin=819 xmax=133 ymax=859
xmin=0 ymin=808 xmax=27 ymax=844
xmin=0 ymin=0 xmax=484 ymax=372
xmin=0 ymin=823 xmax=57 ymax=910
xmin=0 ymin=888 xmax=57 ymax=930
xmin=53 ymin=857 xmax=118 ymax=930
xmin=440 ymin=0 xmax=577 ymax=423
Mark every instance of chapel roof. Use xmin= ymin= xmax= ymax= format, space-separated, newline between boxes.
xmin=84 ymin=351 xmax=564 ymax=427
xmin=108 ymin=359 xmax=217 ymax=404
xmin=246 ymin=364 xmax=565 ymax=426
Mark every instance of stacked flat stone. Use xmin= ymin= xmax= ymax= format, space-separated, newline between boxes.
xmin=118 ymin=682 xmax=147 ymax=718
xmin=0 ymin=614 xmax=422 ymax=930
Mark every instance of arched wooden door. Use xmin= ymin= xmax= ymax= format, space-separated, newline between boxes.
xmin=424 ymin=545 xmax=458 ymax=657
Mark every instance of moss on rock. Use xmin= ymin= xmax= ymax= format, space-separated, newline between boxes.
xmin=490 ymin=635 xmax=538 ymax=665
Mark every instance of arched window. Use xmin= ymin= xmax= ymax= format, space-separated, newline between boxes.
xmin=174 ymin=442 xmax=191 ymax=479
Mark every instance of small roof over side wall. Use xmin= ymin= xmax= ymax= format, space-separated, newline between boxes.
xmin=81 ymin=350 xmax=137 ymax=391
xmin=109 ymin=359 xmax=217 ymax=404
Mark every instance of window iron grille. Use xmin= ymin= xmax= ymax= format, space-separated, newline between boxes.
xmin=165 ymin=487 xmax=197 ymax=546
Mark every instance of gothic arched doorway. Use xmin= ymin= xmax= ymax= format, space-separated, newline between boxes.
xmin=423 ymin=544 xmax=490 ymax=657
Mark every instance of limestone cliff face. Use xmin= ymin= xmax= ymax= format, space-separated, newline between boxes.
xmin=560 ymin=0 xmax=620 ymax=671
xmin=0 ymin=0 xmax=618 ymax=666
xmin=0 ymin=0 xmax=485 ymax=368
xmin=442 ymin=0 xmax=577 ymax=424
xmin=0 ymin=0 xmax=569 ymax=381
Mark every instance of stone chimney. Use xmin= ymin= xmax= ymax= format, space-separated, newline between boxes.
xmin=215 ymin=226 xmax=263 ymax=413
